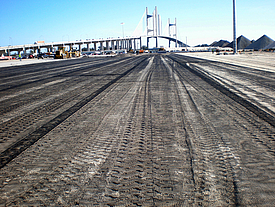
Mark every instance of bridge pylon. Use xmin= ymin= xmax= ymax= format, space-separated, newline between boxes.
xmin=132 ymin=6 xmax=184 ymax=49
xmin=168 ymin=18 xmax=177 ymax=48
xmin=146 ymin=6 xmax=161 ymax=48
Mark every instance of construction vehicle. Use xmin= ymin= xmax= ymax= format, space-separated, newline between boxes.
xmin=158 ymin=47 xmax=166 ymax=53
xmin=54 ymin=47 xmax=67 ymax=59
xmin=69 ymin=50 xmax=81 ymax=58
xmin=54 ymin=47 xmax=81 ymax=59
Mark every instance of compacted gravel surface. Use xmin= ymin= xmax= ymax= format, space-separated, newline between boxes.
xmin=0 ymin=54 xmax=275 ymax=206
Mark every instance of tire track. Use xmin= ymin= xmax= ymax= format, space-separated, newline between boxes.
xmin=163 ymin=56 xmax=238 ymax=206
xmin=1 ymin=54 xmax=275 ymax=206
xmin=0 ymin=57 xmax=131 ymax=91
xmin=0 ymin=56 xmax=146 ymax=169
xmin=166 ymin=54 xmax=275 ymax=206
xmin=0 ymin=57 xmax=143 ymax=154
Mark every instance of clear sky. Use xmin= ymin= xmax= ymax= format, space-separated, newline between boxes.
xmin=1 ymin=0 xmax=275 ymax=47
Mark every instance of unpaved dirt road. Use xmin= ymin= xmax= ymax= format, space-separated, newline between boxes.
xmin=0 ymin=54 xmax=275 ymax=206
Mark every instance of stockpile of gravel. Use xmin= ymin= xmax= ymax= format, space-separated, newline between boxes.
xmin=226 ymin=35 xmax=251 ymax=49
xmin=245 ymin=35 xmax=274 ymax=50
xmin=210 ymin=40 xmax=230 ymax=47
xmin=263 ymin=41 xmax=275 ymax=50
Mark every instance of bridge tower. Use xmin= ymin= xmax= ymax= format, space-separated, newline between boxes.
xmin=168 ymin=18 xmax=177 ymax=48
xmin=146 ymin=6 xmax=161 ymax=48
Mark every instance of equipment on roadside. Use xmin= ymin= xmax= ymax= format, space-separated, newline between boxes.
xmin=54 ymin=47 xmax=67 ymax=59
xmin=54 ymin=47 xmax=81 ymax=59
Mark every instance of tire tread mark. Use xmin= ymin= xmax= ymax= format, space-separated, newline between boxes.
xmin=0 ymin=57 xmax=146 ymax=169
xmin=0 ymin=57 xmax=133 ymax=92
xmin=168 ymin=56 xmax=239 ymax=206
xmin=169 ymin=54 xmax=275 ymax=128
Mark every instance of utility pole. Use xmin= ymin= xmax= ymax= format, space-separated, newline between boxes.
xmin=185 ymin=36 xmax=187 ymax=52
xmin=168 ymin=18 xmax=171 ymax=48
xmin=175 ymin=18 xmax=177 ymax=48
xmin=233 ymin=0 xmax=237 ymax=54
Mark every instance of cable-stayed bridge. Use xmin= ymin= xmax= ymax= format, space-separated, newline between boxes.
xmin=133 ymin=6 xmax=186 ymax=48
xmin=0 ymin=7 xmax=187 ymax=55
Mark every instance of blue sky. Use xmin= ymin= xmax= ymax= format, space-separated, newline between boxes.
xmin=1 ymin=0 xmax=275 ymax=47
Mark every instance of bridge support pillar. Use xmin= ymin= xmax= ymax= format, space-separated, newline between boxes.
xmin=79 ymin=44 xmax=82 ymax=53
xmin=130 ymin=39 xmax=133 ymax=50
xmin=106 ymin=41 xmax=110 ymax=50
xmin=94 ymin=43 xmax=97 ymax=51
xmin=156 ymin=37 xmax=158 ymax=48
xmin=100 ymin=42 xmax=103 ymax=51
xmin=5 ymin=49 xmax=8 ymax=56
xmin=111 ymin=41 xmax=115 ymax=50
xmin=147 ymin=37 xmax=149 ymax=49
xmin=87 ymin=43 xmax=90 ymax=51
xmin=129 ymin=40 xmax=131 ymax=50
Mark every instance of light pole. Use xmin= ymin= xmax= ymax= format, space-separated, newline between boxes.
xmin=121 ymin=22 xmax=125 ymax=38
xmin=233 ymin=0 xmax=237 ymax=54
xmin=9 ymin=37 xmax=13 ymax=46
xmin=8 ymin=37 xmax=12 ymax=56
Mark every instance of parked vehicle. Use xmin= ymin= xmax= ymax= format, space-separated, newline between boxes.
xmin=37 ymin=53 xmax=48 ymax=59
